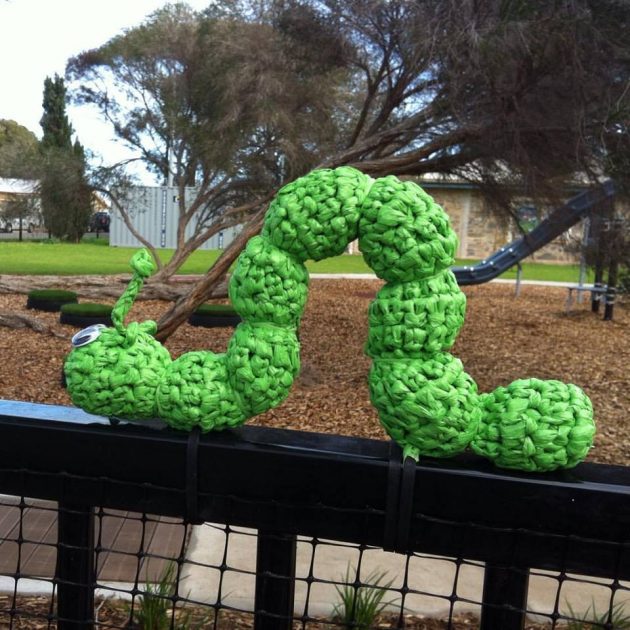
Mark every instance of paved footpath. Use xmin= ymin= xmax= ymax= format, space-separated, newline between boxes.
xmin=181 ymin=523 xmax=623 ymax=621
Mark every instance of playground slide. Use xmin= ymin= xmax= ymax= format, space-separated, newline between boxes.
xmin=452 ymin=180 xmax=615 ymax=285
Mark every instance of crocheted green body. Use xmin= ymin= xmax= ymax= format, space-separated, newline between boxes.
xmin=471 ymin=378 xmax=595 ymax=471
xmin=366 ymin=271 xmax=465 ymax=359
xmin=63 ymin=166 xmax=596 ymax=472
xmin=369 ymin=354 xmax=481 ymax=461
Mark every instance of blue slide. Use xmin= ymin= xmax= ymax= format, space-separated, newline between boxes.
xmin=452 ymin=180 xmax=615 ymax=285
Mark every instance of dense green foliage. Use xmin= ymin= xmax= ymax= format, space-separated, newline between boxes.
xmin=60 ymin=302 xmax=113 ymax=316
xmin=27 ymin=289 xmax=77 ymax=301
xmin=39 ymin=75 xmax=92 ymax=242
xmin=0 ymin=119 xmax=38 ymax=177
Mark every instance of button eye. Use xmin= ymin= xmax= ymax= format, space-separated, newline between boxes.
xmin=71 ymin=324 xmax=107 ymax=348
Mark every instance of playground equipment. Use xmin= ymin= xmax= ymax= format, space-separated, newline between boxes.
xmin=452 ymin=180 xmax=615 ymax=284
xmin=64 ymin=167 xmax=596 ymax=472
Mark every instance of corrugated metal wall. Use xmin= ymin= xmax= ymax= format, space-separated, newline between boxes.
xmin=109 ymin=186 xmax=242 ymax=250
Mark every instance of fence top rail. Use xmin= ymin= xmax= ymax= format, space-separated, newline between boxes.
xmin=1 ymin=398 xmax=630 ymax=578
xmin=1 ymin=398 xmax=629 ymax=486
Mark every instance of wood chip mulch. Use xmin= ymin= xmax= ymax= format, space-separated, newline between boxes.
xmin=2 ymin=281 xmax=624 ymax=628
xmin=0 ymin=595 xmax=559 ymax=629
xmin=0 ymin=280 xmax=628 ymax=465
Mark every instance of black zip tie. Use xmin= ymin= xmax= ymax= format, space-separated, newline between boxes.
xmin=186 ymin=426 xmax=203 ymax=525
xmin=384 ymin=444 xmax=417 ymax=553
xmin=396 ymin=456 xmax=417 ymax=553
xmin=383 ymin=442 xmax=403 ymax=552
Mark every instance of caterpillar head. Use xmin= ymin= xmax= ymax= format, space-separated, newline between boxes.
xmin=63 ymin=250 xmax=172 ymax=419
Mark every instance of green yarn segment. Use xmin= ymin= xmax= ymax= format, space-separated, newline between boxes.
xmin=369 ymin=353 xmax=481 ymax=461
xmin=62 ymin=169 xmax=596 ymax=473
xmin=366 ymin=270 xmax=465 ymax=359
xmin=64 ymin=327 xmax=171 ymax=419
xmin=226 ymin=323 xmax=300 ymax=416
xmin=111 ymin=249 xmax=158 ymax=340
xmin=471 ymin=378 xmax=595 ymax=472
xmin=262 ymin=166 xmax=373 ymax=261
xmin=359 ymin=176 xmax=458 ymax=283
xmin=229 ymin=235 xmax=309 ymax=326
xmin=64 ymin=248 xmax=171 ymax=419
xmin=157 ymin=352 xmax=247 ymax=431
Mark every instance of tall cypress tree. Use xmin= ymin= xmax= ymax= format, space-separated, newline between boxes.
xmin=39 ymin=75 xmax=91 ymax=240
xmin=40 ymin=76 xmax=73 ymax=150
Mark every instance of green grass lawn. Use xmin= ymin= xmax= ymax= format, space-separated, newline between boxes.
xmin=0 ymin=238 xmax=590 ymax=283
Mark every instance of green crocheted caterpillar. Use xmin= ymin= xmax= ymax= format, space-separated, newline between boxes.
xmin=63 ymin=166 xmax=596 ymax=472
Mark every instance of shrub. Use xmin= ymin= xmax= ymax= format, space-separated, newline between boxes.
xmin=60 ymin=302 xmax=113 ymax=316
xmin=27 ymin=289 xmax=77 ymax=302
xmin=26 ymin=289 xmax=78 ymax=312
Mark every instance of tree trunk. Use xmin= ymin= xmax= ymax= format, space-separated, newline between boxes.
xmin=0 ymin=274 xmax=228 ymax=301
xmin=155 ymin=206 xmax=267 ymax=342
xmin=0 ymin=311 xmax=67 ymax=337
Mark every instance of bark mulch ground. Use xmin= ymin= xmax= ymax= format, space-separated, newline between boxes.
xmin=0 ymin=280 xmax=627 ymax=465
xmin=0 ymin=595 xmax=559 ymax=629
xmin=0 ymin=281 xmax=627 ymax=629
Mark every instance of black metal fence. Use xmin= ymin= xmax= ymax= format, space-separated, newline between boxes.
xmin=0 ymin=399 xmax=629 ymax=629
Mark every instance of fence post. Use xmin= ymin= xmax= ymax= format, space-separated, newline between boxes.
xmin=479 ymin=565 xmax=529 ymax=630
xmin=254 ymin=530 xmax=297 ymax=630
xmin=56 ymin=502 xmax=95 ymax=630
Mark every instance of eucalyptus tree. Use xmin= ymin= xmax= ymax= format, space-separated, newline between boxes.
xmin=66 ymin=1 xmax=630 ymax=339
xmin=66 ymin=2 xmax=349 ymax=280
xmin=0 ymin=119 xmax=39 ymax=178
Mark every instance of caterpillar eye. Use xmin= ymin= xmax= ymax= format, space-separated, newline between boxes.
xmin=71 ymin=324 xmax=107 ymax=348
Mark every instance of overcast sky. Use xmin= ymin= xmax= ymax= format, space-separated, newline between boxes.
xmin=0 ymin=0 xmax=211 ymax=181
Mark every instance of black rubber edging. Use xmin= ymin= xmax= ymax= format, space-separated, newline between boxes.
xmin=59 ymin=312 xmax=113 ymax=328
xmin=187 ymin=313 xmax=242 ymax=328
xmin=26 ymin=296 xmax=78 ymax=312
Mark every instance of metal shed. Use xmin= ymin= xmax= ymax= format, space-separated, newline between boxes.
xmin=109 ymin=185 xmax=242 ymax=250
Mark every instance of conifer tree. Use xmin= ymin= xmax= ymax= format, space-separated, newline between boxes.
xmin=39 ymin=75 xmax=91 ymax=240
xmin=40 ymin=75 xmax=73 ymax=151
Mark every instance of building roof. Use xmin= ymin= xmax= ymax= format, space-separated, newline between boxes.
xmin=0 ymin=178 xmax=38 ymax=195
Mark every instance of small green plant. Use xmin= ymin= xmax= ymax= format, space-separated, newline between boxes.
xmin=60 ymin=302 xmax=113 ymax=316
xmin=332 ymin=566 xmax=397 ymax=629
xmin=128 ymin=562 xmax=205 ymax=630
xmin=565 ymin=601 xmax=630 ymax=629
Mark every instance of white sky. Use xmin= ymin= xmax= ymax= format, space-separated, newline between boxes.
xmin=0 ymin=0 xmax=211 ymax=182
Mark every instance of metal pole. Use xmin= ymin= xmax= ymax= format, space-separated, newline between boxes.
xmin=56 ymin=502 xmax=95 ymax=630
xmin=254 ymin=530 xmax=297 ymax=630
xmin=514 ymin=262 xmax=523 ymax=298
xmin=604 ymin=258 xmax=618 ymax=321
xmin=577 ymin=217 xmax=589 ymax=304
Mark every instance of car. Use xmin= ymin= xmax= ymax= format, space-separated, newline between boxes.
xmin=89 ymin=212 xmax=110 ymax=233
xmin=1 ymin=216 xmax=39 ymax=233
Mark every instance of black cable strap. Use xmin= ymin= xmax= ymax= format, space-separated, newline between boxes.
xmin=383 ymin=442 xmax=403 ymax=552
xmin=383 ymin=444 xmax=417 ymax=553
xmin=396 ymin=456 xmax=417 ymax=553
xmin=186 ymin=427 xmax=203 ymax=524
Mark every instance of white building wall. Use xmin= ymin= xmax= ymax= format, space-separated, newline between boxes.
xmin=109 ymin=186 xmax=242 ymax=250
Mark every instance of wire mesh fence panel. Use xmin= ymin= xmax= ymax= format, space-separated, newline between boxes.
xmin=0 ymin=510 xmax=629 ymax=628
xmin=0 ymin=402 xmax=629 ymax=629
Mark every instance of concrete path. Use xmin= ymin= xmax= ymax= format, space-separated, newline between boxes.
xmin=181 ymin=524 xmax=627 ymax=622
xmin=306 ymin=274 xmax=580 ymax=287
